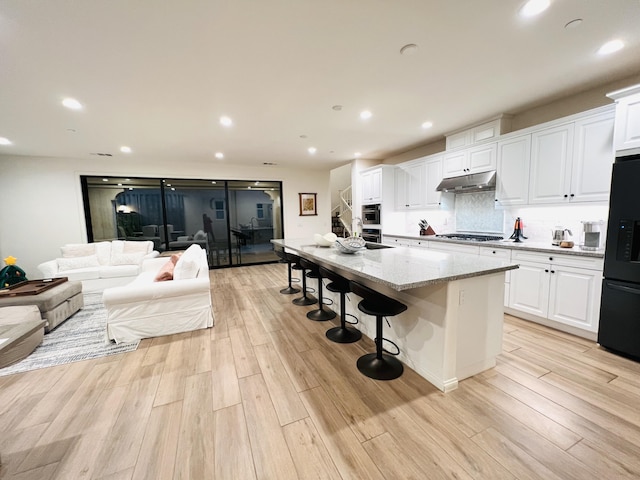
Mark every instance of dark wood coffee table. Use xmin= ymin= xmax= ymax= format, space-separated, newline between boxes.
xmin=0 ymin=318 xmax=46 ymax=369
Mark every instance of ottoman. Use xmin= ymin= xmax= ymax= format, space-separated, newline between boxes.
xmin=0 ymin=305 xmax=45 ymax=368
xmin=0 ymin=281 xmax=83 ymax=333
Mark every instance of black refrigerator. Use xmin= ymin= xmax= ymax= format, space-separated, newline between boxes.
xmin=598 ymin=153 xmax=640 ymax=360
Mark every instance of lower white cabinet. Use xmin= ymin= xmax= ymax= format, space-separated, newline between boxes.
xmin=508 ymin=251 xmax=603 ymax=334
xmin=428 ymin=242 xmax=480 ymax=255
xmin=479 ymin=246 xmax=512 ymax=306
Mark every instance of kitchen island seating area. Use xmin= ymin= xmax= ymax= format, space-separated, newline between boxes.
xmin=320 ymin=266 xmax=362 ymax=344
xmin=272 ymin=238 xmax=518 ymax=392
xmin=298 ymin=258 xmax=336 ymax=322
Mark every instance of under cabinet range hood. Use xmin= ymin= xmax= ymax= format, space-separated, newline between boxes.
xmin=436 ymin=170 xmax=496 ymax=193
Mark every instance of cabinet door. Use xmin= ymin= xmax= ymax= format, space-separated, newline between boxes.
xmin=443 ymin=151 xmax=466 ymax=177
xmin=548 ymin=264 xmax=602 ymax=332
xmin=370 ymin=168 xmax=382 ymax=202
xmin=613 ymin=91 xmax=640 ymax=152
xmin=361 ymin=171 xmax=373 ymax=203
xmin=529 ymin=123 xmax=574 ymax=204
xmin=425 ymin=156 xmax=442 ymax=207
xmin=394 ymin=167 xmax=408 ymax=210
xmin=508 ymin=261 xmax=550 ymax=317
xmin=405 ymin=161 xmax=425 ymax=208
xmin=570 ymin=112 xmax=614 ymax=202
xmin=496 ymin=134 xmax=531 ymax=205
xmin=468 ymin=142 xmax=497 ymax=173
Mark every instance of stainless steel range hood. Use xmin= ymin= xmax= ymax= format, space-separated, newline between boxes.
xmin=436 ymin=170 xmax=496 ymax=193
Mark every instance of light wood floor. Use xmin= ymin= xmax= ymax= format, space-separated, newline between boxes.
xmin=1 ymin=263 xmax=640 ymax=479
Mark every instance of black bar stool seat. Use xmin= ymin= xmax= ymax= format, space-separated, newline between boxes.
xmin=299 ymin=258 xmax=335 ymax=321
xmin=350 ymin=280 xmax=407 ymax=380
xmin=320 ymin=267 xmax=362 ymax=343
xmin=274 ymin=248 xmax=300 ymax=295
xmin=291 ymin=255 xmax=317 ymax=306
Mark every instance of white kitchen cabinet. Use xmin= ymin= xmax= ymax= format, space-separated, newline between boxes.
xmin=495 ymin=134 xmax=531 ymax=206
xmin=445 ymin=118 xmax=506 ymax=150
xmin=428 ymin=242 xmax=480 ymax=255
xmin=394 ymin=159 xmax=425 ymax=210
xmin=607 ymin=84 xmax=640 ymax=153
xmin=425 ymin=156 xmax=443 ymax=207
xmin=383 ymin=235 xmax=413 ymax=247
xmin=443 ymin=142 xmax=497 ymax=178
xmin=361 ymin=165 xmax=394 ymax=205
xmin=529 ymin=123 xmax=574 ymax=204
xmin=508 ymin=251 xmax=603 ymax=333
xmin=529 ymin=111 xmax=614 ymax=204
xmin=479 ymin=246 xmax=512 ymax=306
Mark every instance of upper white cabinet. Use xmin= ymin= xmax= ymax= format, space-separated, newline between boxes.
xmin=529 ymin=123 xmax=575 ymax=204
xmin=607 ymin=84 xmax=640 ymax=154
xmin=424 ymin=155 xmax=442 ymax=207
xmin=395 ymin=159 xmax=425 ymax=209
xmin=445 ymin=118 xmax=509 ymax=150
xmin=495 ymin=134 xmax=531 ymax=206
xmin=443 ymin=142 xmax=496 ymax=178
xmin=361 ymin=165 xmax=394 ymax=205
xmin=529 ymin=110 xmax=614 ymax=204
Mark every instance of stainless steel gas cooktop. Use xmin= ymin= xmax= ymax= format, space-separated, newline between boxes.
xmin=435 ymin=233 xmax=504 ymax=242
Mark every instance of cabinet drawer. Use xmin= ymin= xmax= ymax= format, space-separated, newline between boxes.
xmin=479 ymin=246 xmax=511 ymax=260
xmin=511 ymin=250 xmax=603 ymax=271
xmin=429 ymin=242 xmax=480 ymax=255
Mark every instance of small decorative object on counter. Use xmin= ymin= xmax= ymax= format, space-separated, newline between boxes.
xmin=0 ymin=256 xmax=27 ymax=289
xmin=335 ymin=236 xmax=366 ymax=254
xmin=509 ymin=217 xmax=527 ymax=243
xmin=418 ymin=219 xmax=436 ymax=236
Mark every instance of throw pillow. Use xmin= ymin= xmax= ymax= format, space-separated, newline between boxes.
xmin=57 ymin=255 xmax=100 ymax=272
xmin=154 ymin=258 xmax=176 ymax=282
xmin=61 ymin=244 xmax=95 ymax=258
xmin=173 ymin=244 xmax=201 ymax=280
xmin=123 ymin=240 xmax=152 ymax=255
xmin=110 ymin=252 xmax=146 ymax=266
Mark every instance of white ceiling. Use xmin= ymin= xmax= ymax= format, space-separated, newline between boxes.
xmin=1 ymin=0 xmax=640 ymax=169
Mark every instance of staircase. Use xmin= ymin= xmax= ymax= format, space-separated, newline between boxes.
xmin=331 ymin=186 xmax=352 ymax=237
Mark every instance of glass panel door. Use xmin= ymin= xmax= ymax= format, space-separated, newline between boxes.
xmin=226 ymin=180 xmax=281 ymax=265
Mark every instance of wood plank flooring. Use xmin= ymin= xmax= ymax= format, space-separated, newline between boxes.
xmin=1 ymin=263 xmax=640 ymax=479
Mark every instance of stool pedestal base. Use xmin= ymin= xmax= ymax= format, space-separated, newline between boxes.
xmin=326 ymin=326 xmax=362 ymax=343
xmin=280 ymin=286 xmax=300 ymax=295
xmin=307 ymin=308 xmax=336 ymax=322
xmin=357 ymin=353 xmax=403 ymax=380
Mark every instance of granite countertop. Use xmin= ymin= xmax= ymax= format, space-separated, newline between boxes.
xmin=272 ymin=238 xmax=518 ymax=292
xmin=384 ymin=233 xmax=605 ymax=258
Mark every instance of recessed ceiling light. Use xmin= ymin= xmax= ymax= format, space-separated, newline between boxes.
xmin=360 ymin=110 xmax=372 ymax=120
xmin=120 ymin=146 xmax=132 ymax=153
xmin=520 ymin=0 xmax=550 ymax=18
xmin=400 ymin=44 xmax=418 ymax=55
xmin=598 ymin=39 xmax=624 ymax=55
xmin=215 ymin=152 xmax=224 ymax=159
xmin=308 ymin=147 xmax=317 ymax=154
xmin=332 ymin=105 xmax=343 ymax=111
xmin=211 ymin=181 xmax=217 ymax=184
xmin=102 ymin=178 xmax=109 ymax=182
xmin=62 ymin=98 xmax=83 ymax=110
xmin=171 ymin=187 xmax=175 ymax=191
xmin=354 ymin=152 xmax=362 ymax=158
xmin=299 ymin=134 xmax=308 ymax=139
xmin=0 ymin=137 xmax=11 ymax=145
xmin=421 ymin=121 xmax=433 ymax=129
xmin=254 ymin=181 xmax=259 ymax=185
xmin=220 ymin=116 xmax=233 ymax=127
xmin=117 ymin=183 xmax=123 ymax=187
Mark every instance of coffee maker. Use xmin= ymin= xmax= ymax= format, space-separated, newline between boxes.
xmin=580 ymin=220 xmax=605 ymax=250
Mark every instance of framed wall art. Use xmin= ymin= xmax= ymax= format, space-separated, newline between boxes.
xmin=298 ymin=193 xmax=317 ymax=216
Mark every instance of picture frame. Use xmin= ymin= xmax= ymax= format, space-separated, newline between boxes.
xmin=299 ymin=193 xmax=317 ymax=216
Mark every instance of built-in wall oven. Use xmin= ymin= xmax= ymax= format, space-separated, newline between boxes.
xmin=362 ymin=204 xmax=381 ymax=225
xmin=361 ymin=228 xmax=381 ymax=243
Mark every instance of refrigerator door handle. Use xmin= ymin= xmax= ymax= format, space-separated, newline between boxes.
xmin=607 ymin=281 xmax=640 ymax=295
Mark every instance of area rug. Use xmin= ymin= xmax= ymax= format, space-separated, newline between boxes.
xmin=0 ymin=293 xmax=139 ymax=377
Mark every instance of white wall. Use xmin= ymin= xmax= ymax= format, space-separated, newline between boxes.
xmin=0 ymin=155 xmax=330 ymax=277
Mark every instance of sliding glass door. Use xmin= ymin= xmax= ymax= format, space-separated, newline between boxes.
xmin=81 ymin=175 xmax=282 ymax=268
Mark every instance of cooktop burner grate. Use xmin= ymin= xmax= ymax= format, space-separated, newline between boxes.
xmin=435 ymin=233 xmax=504 ymax=242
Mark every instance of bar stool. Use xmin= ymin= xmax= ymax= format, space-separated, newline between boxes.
xmin=298 ymin=258 xmax=335 ymax=321
xmin=320 ymin=266 xmax=362 ymax=343
xmin=290 ymin=255 xmax=317 ymax=306
xmin=273 ymin=248 xmax=300 ymax=295
xmin=349 ymin=280 xmax=407 ymax=380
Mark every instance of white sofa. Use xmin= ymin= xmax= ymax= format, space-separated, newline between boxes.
xmin=102 ymin=244 xmax=214 ymax=344
xmin=37 ymin=240 xmax=159 ymax=293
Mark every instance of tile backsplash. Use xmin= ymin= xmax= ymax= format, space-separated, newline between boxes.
xmin=455 ymin=191 xmax=504 ymax=233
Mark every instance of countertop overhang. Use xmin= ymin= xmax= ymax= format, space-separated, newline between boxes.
xmin=272 ymin=238 xmax=518 ymax=291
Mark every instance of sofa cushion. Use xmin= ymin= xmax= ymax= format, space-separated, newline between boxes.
xmin=61 ymin=244 xmax=95 ymax=258
xmin=123 ymin=240 xmax=153 ymax=255
xmin=173 ymin=245 xmax=201 ymax=280
xmin=99 ymin=264 xmax=140 ymax=279
xmin=57 ymin=255 xmax=100 ymax=272
xmin=57 ymin=268 xmax=101 ymax=281
xmin=110 ymin=252 xmax=146 ymax=266
xmin=95 ymin=241 xmax=113 ymax=265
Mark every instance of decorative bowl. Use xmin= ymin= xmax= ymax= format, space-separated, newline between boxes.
xmin=335 ymin=236 xmax=366 ymax=254
xmin=314 ymin=232 xmax=337 ymax=247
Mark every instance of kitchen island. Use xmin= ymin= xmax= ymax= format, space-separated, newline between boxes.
xmin=272 ymin=238 xmax=519 ymax=392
